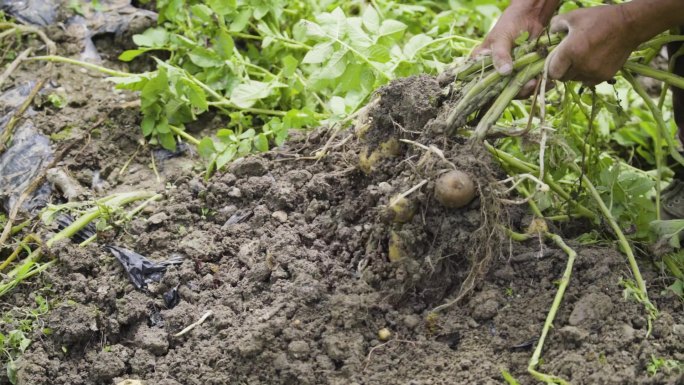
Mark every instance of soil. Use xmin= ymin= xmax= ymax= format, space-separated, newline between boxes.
xmin=1 ymin=8 xmax=683 ymax=385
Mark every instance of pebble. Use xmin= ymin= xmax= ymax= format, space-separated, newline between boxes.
xmin=147 ymin=212 xmax=168 ymax=225
xmin=403 ymin=314 xmax=421 ymax=330
xmin=559 ymin=325 xmax=588 ymax=345
xmin=272 ymin=211 xmax=288 ymax=223
xmin=378 ymin=182 xmax=393 ymax=194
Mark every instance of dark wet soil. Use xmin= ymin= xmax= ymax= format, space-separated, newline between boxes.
xmin=0 ymin=15 xmax=683 ymax=385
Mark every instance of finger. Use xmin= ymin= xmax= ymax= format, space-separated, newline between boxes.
xmin=549 ymin=14 xmax=571 ymax=35
xmin=548 ymin=43 xmax=573 ymax=81
xmin=470 ymin=45 xmax=491 ymax=59
xmin=491 ymin=38 xmax=514 ymax=75
xmin=516 ymin=79 xmax=538 ymax=99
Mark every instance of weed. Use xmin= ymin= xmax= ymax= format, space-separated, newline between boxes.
xmin=646 ymin=355 xmax=682 ymax=376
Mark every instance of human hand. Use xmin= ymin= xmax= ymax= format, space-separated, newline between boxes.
xmin=472 ymin=1 xmax=559 ymax=75
xmin=548 ymin=5 xmax=643 ymax=86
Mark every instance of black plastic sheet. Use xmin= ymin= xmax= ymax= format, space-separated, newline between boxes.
xmin=106 ymin=246 xmax=183 ymax=290
xmin=0 ymin=83 xmax=53 ymax=214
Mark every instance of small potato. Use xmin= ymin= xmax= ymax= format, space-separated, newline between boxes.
xmin=358 ymin=138 xmax=401 ymax=174
xmin=434 ymin=170 xmax=476 ymax=208
xmin=388 ymin=230 xmax=406 ymax=262
xmin=378 ymin=328 xmax=392 ymax=341
xmin=387 ymin=195 xmax=415 ymax=223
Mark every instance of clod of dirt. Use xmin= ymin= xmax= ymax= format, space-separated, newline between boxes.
xmin=568 ymin=292 xmax=614 ymax=326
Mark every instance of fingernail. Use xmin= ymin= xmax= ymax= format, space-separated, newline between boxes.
xmin=497 ymin=63 xmax=512 ymax=75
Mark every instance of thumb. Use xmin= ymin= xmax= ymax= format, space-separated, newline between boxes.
xmin=548 ymin=15 xmax=574 ymax=80
xmin=491 ymin=37 xmax=514 ymax=75
xmin=549 ymin=14 xmax=571 ymax=35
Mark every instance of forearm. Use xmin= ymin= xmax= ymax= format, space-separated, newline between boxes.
xmin=623 ymin=0 xmax=684 ymax=43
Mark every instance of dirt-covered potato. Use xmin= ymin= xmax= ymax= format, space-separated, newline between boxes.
xmin=358 ymin=138 xmax=401 ymax=174
xmin=434 ymin=170 xmax=476 ymax=208
xmin=388 ymin=230 xmax=407 ymax=262
xmin=386 ymin=195 xmax=415 ymax=223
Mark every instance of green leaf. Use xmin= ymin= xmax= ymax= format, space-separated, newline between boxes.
xmin=254 ymin=133 xmax=269 ymax=152
xmin=403 ymin=34 xmax=433 ymax=59
xmin=141 ymin=115 xmax=155 ymax=136
xmin=198 ymin=137 xmax=216 ymax=159
xmin=239 ymin=128 xmax=256 ymax=139
xmin=368 ymin=44 xmax=390 ymax=63
xmin=329 ymin=96 xmax=346 ymax=116
xmin=133 ymin=28 xmax=169 ymax=47
xmin=378 ymin=20 xmax=407 ymax=36
xmin=216 ymin=146 xmax=237 ymax=169
xmin=207 ymin=0 xmax=236 ymax=16
xmin=651 ymin=220 xmax=684 ymax=248
xmin=156 ymin=117 xmax=171 ymax=134
xmin=238 ymin=138 xmax=252 ymax=155
xmin=158 ymin=132 xmax=177 ymax=151
xmin=190 ymin=4 xmax=213 ymax=22
xmin=229 ymin=8 xmax=252 ymax=32
xmin=362 ymin=6 xmax=380 ymax=33
xmin=181 ymin=79 xmax=208 ymax=112
xmin=282 ymin=55 xmax=298 ymax=77
xmin=118 ymin=49 xmax=148 ymax=62
xmin=231 ymin=80 xmax=272 ymax=108
xmin=188 ymin=47 xmax=223 ymax=68
xmin=214 ymin=31 xmax=235 ymax=60
xmin=302 ymin=42 xmax=334 ymax=64
xmin=318 ymin=49 xmax=348 ymax=80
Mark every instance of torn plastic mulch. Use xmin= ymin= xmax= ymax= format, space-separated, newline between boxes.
xmin=105 ymin=245 xmax=184 ymax=290
xmin=0 ymin=82 xmax=54 ymax=214
xmin=1 ymin=0 xmax=156 ymax=61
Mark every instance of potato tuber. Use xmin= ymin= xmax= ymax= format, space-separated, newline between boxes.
xmin=434 ymin=170 xmax=476 ymax=208
xmin=358 ymin=138 xmax=401 ymax=174
xmin=387 ymin=195 xmax=415 ymax=223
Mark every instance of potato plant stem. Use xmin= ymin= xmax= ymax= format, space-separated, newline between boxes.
xmin=473 ymin=60 xmax=546 ymax=140
xmin=622 ymin=70 xmax=684 ymax=169
xmin=624 ymin=61 xmax=684 ymax=90
xmin=28 ymin=55 xmax=132 ymax=77
xmin=485 ymin=143 xmax=597 ymax=220
xmin=529 ymin=233 xmax=575 ymax=385
xmin=169 ymin=125 xmax=200 ymax=145
xmin=569 ymin=163 xmax=656 ymax=327
xmin=46 ymin=191 xmax=157 ymax=248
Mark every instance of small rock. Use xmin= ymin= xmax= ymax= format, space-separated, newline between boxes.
xmin=117 ymin=381 xmax=145 ymax=385
xmin=672 ymin=324 xmax=684 ymax=338
xmin=467 ymin=318 xmax=480 ymax=328
xmin=147 ymin=212 xmax=168 ymax=225
xmin=403 ymin=314 xmax=421 ymax=330
xmin=272 ymin=211 xmax=288 ymax=223
xmin=559 ymin=325 xmax=588 ymax=346
xmin=288 ymin=340 xmax=310 ymax=358
xmin=568 ymin=292 xmax=613 ymax=326
xmin=652 ymin=312 xmax=674 ymax=339
xmin=378 ymin=182 xmax=393 ymax=194
xmin=619 ymin=323 xmax=636 ymax=342
xmin=227 ymin=187 xmax=242 ymax=198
